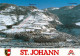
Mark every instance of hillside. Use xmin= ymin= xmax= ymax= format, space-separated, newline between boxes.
xmin=0 ymin=3 xmax=79 ymax=48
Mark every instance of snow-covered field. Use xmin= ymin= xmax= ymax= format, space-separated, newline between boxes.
xmin=75 ymin=22 xmax=80 ymax=26
xmin=0 ymin=15 xmax=24 ymax=25
xmin=0 ymin=26 xmax=7 ymax=30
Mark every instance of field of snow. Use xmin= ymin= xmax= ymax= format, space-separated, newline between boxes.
xmin=2 ymin=28 xmax=25 ymax=33
xmin=0 ymin=15 xmax=24 ymax=25
xmin=0 ymin=26 xmax=7 ymax=30
xmin=75 ymin=22 xmax=80 ymax=26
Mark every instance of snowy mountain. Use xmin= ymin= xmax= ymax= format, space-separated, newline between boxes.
xmin=0 ymin=3 xmax=79 ymax=48
xmin=59 ymin=5 xmax=75 ymax=10
xmin=44 ymin=7 xmax=59 ymax=11
xmin=0 ymin=3 xmax=37 ymax=29
xmin=46 ymin=5 xmax=80 ymax=36
xmin=0 ymin=3 xmax=61 ymax=30
xmin=0 ymin=3 xmax=77 ymax=44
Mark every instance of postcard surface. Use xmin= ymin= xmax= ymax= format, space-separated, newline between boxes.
xmin=0 ymin=0 xmax=80 ymax=56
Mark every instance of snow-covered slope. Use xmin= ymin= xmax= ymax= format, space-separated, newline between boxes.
xmin=0 ymin=3 xmax=61 ymax=32
xmin=2 ymin=9 xmax=61 ymax=33
xmin=0 ymin=3 xmax=76 ymax=43
xmin=75 ymin=22 xmax=80 ymax=26
xmin=0 ymin=6 xmax=16 ymax=13
xmin=44 ymin=7 xmax=59 ymax=11
xmin=0 ymin=15 xmax=24 ymax=25
xmin=0 ymin=3 xmax=37 ymax=30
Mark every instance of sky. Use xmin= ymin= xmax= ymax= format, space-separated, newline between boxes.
xmin=0 ymin=0 xmax=80 ymax=9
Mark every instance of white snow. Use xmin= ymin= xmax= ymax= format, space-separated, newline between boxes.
xmin=0 ymin=38 xmax=6 ymax=40
xmin=19 ymin=7 xmax=25 ymax=11
xmin=0 ymin=6 xmax=16 ymax=13
xmin=2 ymin=28 xmax=25 ymax=33
xmin=0 ymin=15 xmax=24 ymax=25
xmin=9 ymin=6 xmax=16 ymax=9
xmin=45 ymin=8 xmax=59 ymax=11
xmin=67 ymin=39 xmax=73 ymax=42
xmin=28 ymin=26 xmax=41 ymax=29
xmin=19 ymin=15 xmax=24 ymax=20
xmin=34 ymin=22 xmax=49 ymax=25
xmin=0 ymin=26 xmax=7 ymax=30
xmin=1 ymin=9 xmax=61 ymax=34
xmin=55 ymin=20 xmax=62 ymax=24
xmin=51 ymin=8 xmax=59 ymax=10
xmin=18 ymin=16 xmax=32 ymax=27
xmin=42 ymin=26 xmax=46 ymax=29
xmin=26 ymin=29 xmax=34 ymax=31
xmin=32 ymin=9 xmax=44 ymax=12
xmin=75 ymin=22 xmax=80 ymax=26
xmin=0 ymin=15 xmax=14 ymax=25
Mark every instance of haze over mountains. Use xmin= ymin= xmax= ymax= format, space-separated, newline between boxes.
xmin=0 ymin=3 xmax=80 ymax=47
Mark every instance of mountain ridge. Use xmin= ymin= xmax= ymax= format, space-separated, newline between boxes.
xmin=0 ymin=3 xmax=79 ymax=46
